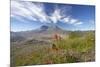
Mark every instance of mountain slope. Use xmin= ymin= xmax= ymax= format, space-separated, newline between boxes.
xmin=11 ymin=24 xmax=68 ymax=41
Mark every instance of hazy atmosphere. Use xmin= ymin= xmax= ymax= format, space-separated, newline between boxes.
xmin=11 ymin=1 xmax=95 ymax=67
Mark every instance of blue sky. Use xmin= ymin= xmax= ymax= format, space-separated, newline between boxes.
xmin=11 ymin=1 xmax=95 ymax=32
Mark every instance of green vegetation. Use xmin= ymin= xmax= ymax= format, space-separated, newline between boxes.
xmin=11 ymin=31 xmax=95 ymax=67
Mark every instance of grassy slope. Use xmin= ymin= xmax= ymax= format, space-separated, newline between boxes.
xmin=11 ymin=31 xmax=95 ymax=66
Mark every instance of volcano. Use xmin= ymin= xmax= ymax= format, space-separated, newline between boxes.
xmin=11 ymin=24 xmax=67 ymax=40
xmin=35 ymin=23 xmax=66 ymax=34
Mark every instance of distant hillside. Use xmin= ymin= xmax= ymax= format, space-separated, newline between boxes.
xmin=11 ymin=24 xmax=68 ymax=40
xmin=11 ymin=24 xmax=95 ymax=42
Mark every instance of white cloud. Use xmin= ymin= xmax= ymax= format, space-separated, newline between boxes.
xmin=70 ymin=19 xmax=78 ymax=24
xmin=11 ymin=14 xmax=28 ymax=23
xmin=11 ymin=1 xmax=83 ymax=26
xmin=74 ymin=22 xmax=83 ymax=25
xmin=50 ymin=9 xmax=63 ymax=23
xmin=11 ymin=1 xmax=47 ymax=23
xmin=61 ymin=16 xmax=70 ymax=23
xmin=61 ymin=16 xmax=83 ymax=26
xmin=49 ymin=6 xmax=72 ymax=24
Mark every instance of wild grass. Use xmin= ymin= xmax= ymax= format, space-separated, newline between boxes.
xmin=11 ymin=31 xmax=95 ymax=66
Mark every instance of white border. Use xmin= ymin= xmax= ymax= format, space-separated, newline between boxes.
xmin=0 ymin=0 xmax=10 ymax=67
xmin=23 ymin=0 xmax=95 ymax=5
